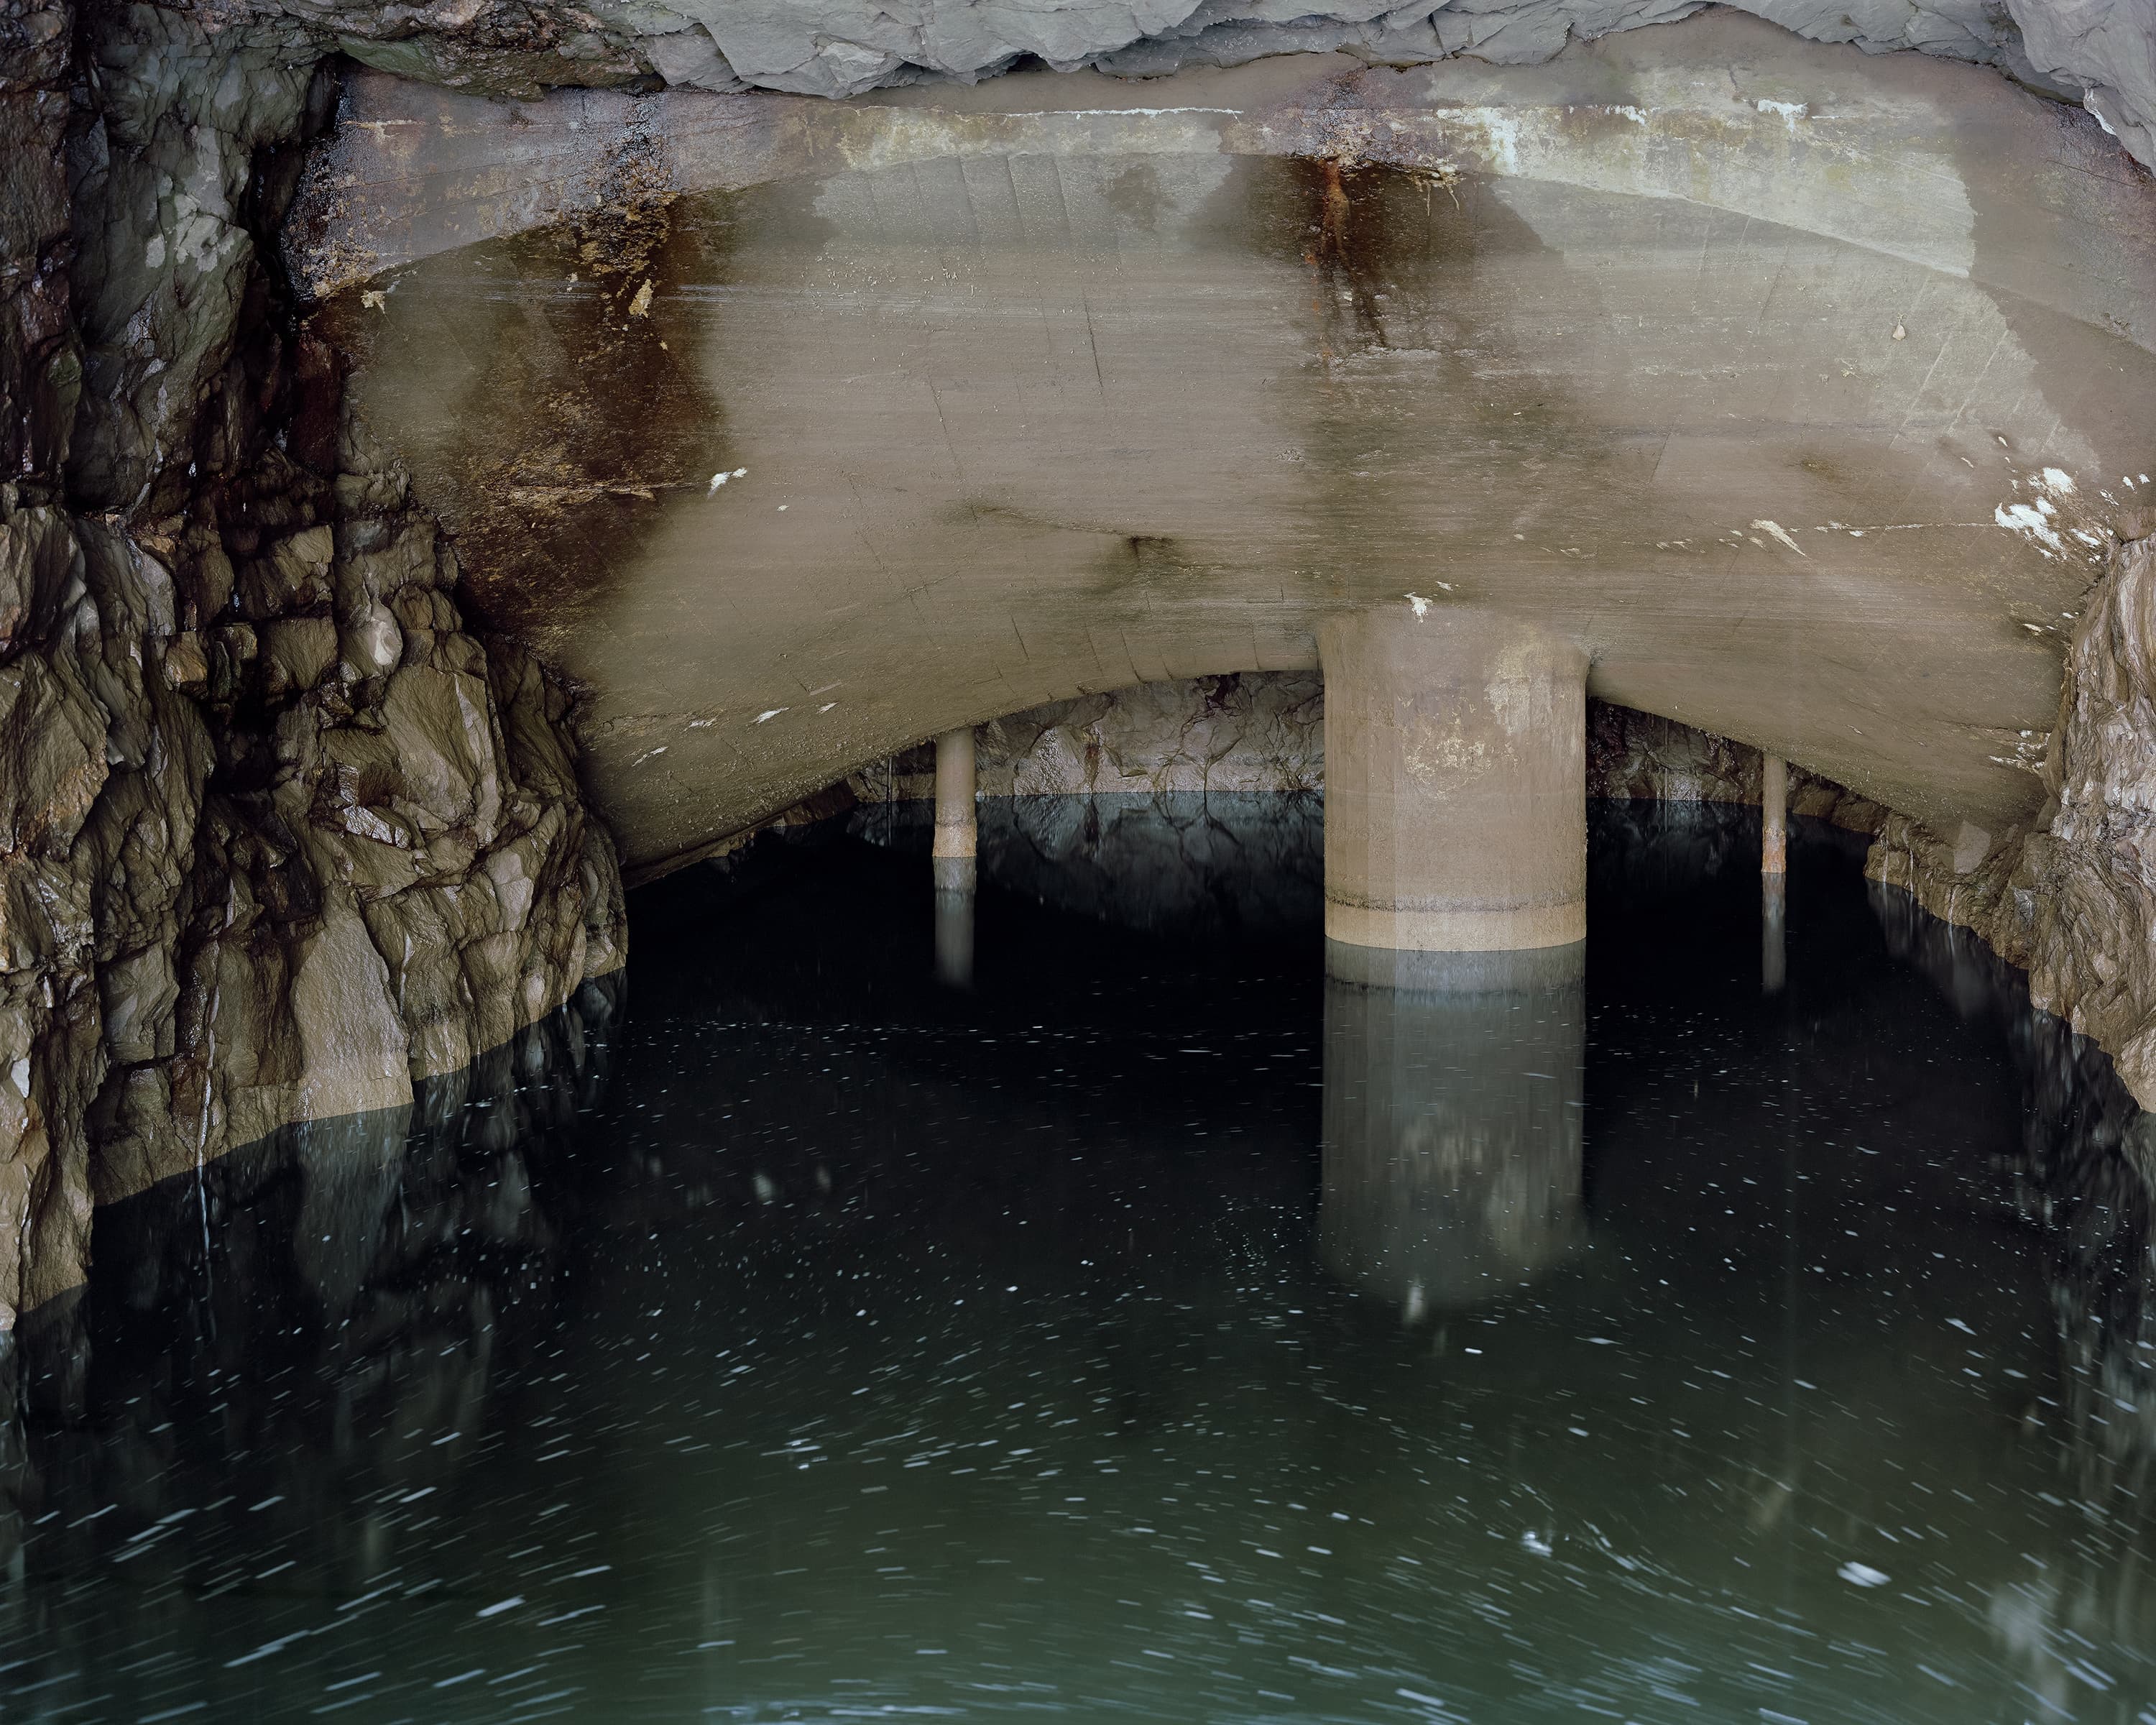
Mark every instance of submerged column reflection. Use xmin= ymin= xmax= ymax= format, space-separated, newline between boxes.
xmin=932 ymin=862 xmax=975 ymax=988
xmin=931 ymin=727 xmax=977 ymax=988
xmin=1320 ymin=942 xmax=1586 ymax=1318
xmin=1762 ymin=875 xmax=1787 ymax=995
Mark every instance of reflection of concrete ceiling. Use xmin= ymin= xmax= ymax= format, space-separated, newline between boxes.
xmin=299 ymin=16 xmax=2156 ymax=878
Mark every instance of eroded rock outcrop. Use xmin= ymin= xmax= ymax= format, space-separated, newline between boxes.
xmin=0 ymin=0 xmax=625 ymax=1328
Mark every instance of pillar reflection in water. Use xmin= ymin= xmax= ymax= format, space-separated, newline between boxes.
xmin=1762 ymin=875 xmax=1787 ymax=995
xmin=1321 ymin=942 xmax=1586 ymax=1318
xmin=932 ymin=855 xmax=975 ymax=988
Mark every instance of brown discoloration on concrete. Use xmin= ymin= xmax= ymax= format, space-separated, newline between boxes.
xmin=307 ymin=17 xmax=2156 ymax=886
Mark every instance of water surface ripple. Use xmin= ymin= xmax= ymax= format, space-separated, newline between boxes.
xmin=5 ymin=800 xmax=2153 ymax=1724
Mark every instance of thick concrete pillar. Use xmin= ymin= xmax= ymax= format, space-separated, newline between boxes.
xmin=1319 ymin=610 xmax=1587 ymax=958
xmin=1320 ymin=947 xmax=1585 ymax=1317
xmin=1761 ymin=753 xmax=1787 ymax=877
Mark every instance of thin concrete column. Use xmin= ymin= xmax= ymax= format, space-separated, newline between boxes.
xmin=1319 ymin=609 xmax=1587 ymax=961
xmin=931 ymin=727 xmax=976 ymax=983
xmin=1760 ymin=751 xmax=1788 ymax=993
xmin=932 ymin=727 xmax=977 ymax=878
xmin=1320 ymin=946 xmax=1585 ymax=1317
xmin=1761 ymin=753 xmax=1787 ymax=877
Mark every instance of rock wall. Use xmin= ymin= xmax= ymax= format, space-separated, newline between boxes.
xmin=0 ymin=0 xmax=625 ymax=1330
xmin=1585 ymin=704 xmax=1889 ymax=833
xmin=1871 ymin=535 xmax=2156 ymax=1110
xmin=850 ymin=673 xmax=1886 ymax=830
xmin=852 ymin=672 xmax=1325 ymax=803
xmin=106 ymin=0 xmax=2156 ymax=172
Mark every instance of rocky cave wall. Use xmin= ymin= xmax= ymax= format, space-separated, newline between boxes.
xmin=1874 ymin=535 xmax=2156 ymax=1108
xmin=0 ymin=0 xmax=626 ymax=1329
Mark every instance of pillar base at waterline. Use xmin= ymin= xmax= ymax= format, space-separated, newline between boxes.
xmin=931 ymin=855 xmax=977 ymax=893
xmin=1323 ymin=900 xmax=1586 ymax=956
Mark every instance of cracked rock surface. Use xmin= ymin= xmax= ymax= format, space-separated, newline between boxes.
xmin=0 ymin=0 xmax=625 ymax=1328
xmin=198 ymin=0 xmax=2156 ymax=170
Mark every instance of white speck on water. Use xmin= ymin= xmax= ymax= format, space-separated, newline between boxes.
xmin=1406 ymin=594 xmax=1431 ymax=617
xmin=754 ymin=709 xmax=786 ymax=724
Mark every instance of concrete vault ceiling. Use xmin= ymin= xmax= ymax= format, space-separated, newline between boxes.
xmin=289 ymin=13 xmax=2156 ymax=878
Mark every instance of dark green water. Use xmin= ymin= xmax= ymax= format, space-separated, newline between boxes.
xmin=4 ymin=800 xmax=2152 ymax=1724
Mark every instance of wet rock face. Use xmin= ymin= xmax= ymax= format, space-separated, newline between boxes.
xmin=0 ymin=0 xmax=626 ymax=1330
xmin=8 ymin=972 xmax=620 ymax=1555
xmin=1874 ymin=535 xmax=2156 ymax=1110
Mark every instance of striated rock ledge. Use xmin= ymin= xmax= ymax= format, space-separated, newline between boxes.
xmin=0 ymin=0 xmax=626 ymax=1328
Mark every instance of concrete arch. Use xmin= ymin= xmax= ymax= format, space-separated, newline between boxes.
xmin=295 ymin=11 xmax=2156 ymax=879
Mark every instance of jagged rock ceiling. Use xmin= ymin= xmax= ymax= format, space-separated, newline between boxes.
xmin=290 ymin=14 xmax=2156 ymax=878
xmin=239 ymin=0 xmax=2156 ymax=170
